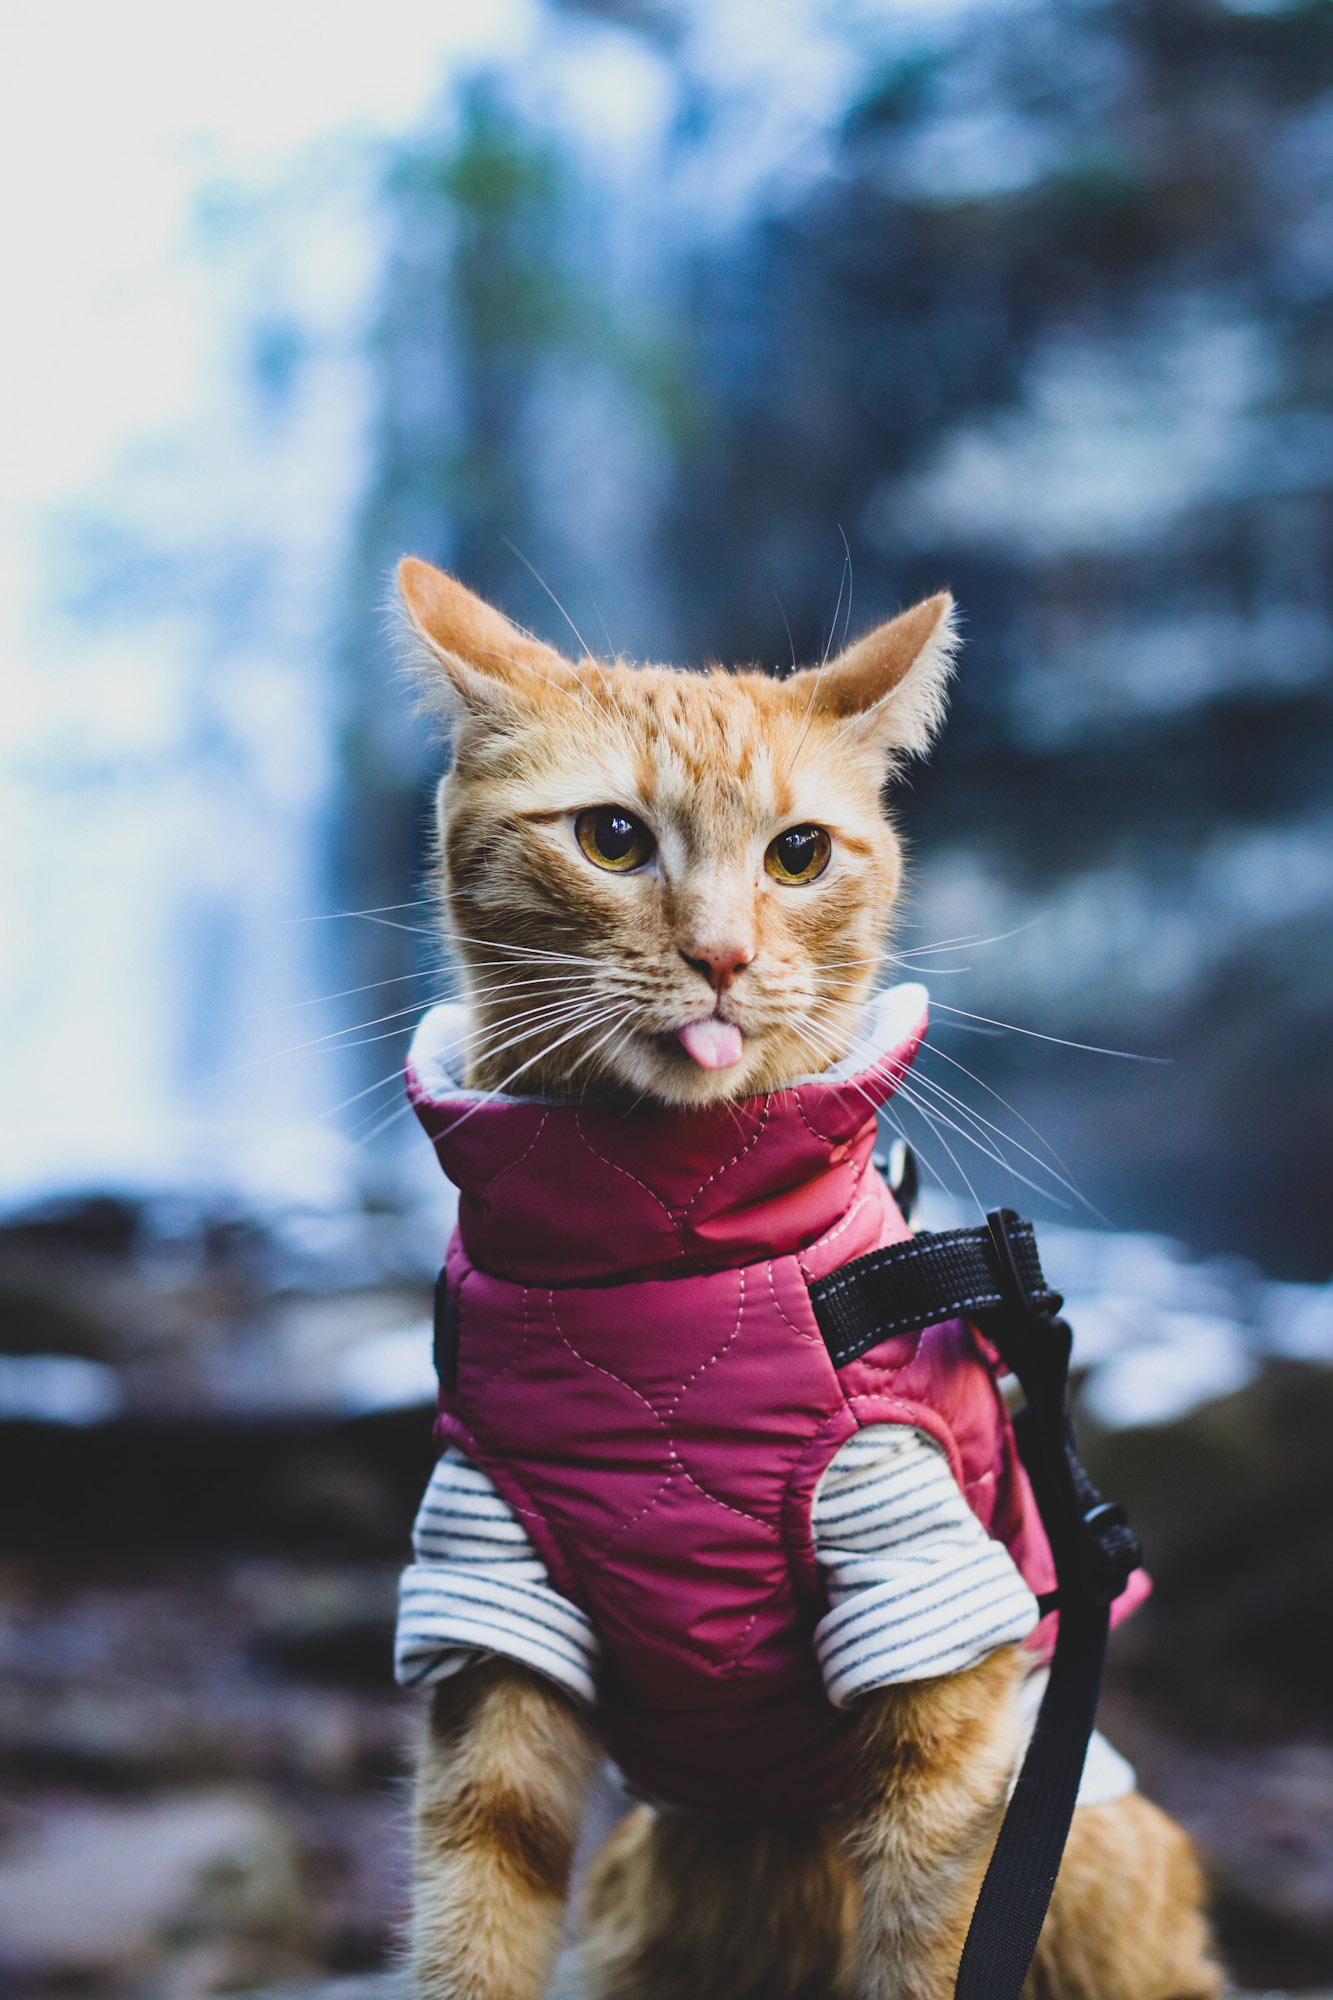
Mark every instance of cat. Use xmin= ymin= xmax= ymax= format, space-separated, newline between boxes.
xmin=393 ymin=554 xmax=1220 ymax=2000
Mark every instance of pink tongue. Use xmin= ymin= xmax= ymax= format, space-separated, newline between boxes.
xmin=677 ymin=1017 xmax=744 ymax=1071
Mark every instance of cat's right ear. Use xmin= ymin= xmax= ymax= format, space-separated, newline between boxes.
xmin=397 ymin=557 xmax=576 ymax=725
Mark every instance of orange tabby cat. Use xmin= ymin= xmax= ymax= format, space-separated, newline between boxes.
xmin=396 ymin=556 xmax=1219 ymax=2000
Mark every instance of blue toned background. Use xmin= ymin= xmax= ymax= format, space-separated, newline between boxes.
xmin=1 ymin=0 xmax=1331 ymax=1991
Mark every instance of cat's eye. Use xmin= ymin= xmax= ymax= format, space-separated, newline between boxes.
xmin=575 ymin=806 xmax=655 ymax=873
xmin=765 ymin=824 xmax=831 ymax=885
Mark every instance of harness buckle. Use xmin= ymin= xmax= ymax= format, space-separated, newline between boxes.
xmin=985 ymin=1208 xmax=1141 ymax=1609
xmin=1076 ymin=1498 xmax=1142 ymax=1605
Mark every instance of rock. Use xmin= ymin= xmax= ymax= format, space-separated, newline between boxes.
xmin=0 ymin=1791 xmax=315 ymax=1993
xmin=238 ymin=1563 xmax=399 ymax=1687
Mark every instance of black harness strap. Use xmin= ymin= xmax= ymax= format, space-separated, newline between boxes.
xmin=807 ymin=1208 xmax=1142 ymax=2000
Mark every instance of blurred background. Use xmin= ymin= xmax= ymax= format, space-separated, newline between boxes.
xmin=2 ymin=0 xmax=1331 ymax=1991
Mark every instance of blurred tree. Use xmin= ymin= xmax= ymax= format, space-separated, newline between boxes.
xmin=333 ymin=0 xmax=1332 ymax=1263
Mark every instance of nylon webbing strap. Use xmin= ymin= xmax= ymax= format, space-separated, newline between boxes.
xmin=808 ymin=1216 xmax=1061 ymax=1368
xmin=807 ymin=1209 xmax=1141 ymax=2000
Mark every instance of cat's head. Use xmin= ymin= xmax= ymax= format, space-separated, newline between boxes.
xmin=399 ymin=557 xmax=957 ymax=1106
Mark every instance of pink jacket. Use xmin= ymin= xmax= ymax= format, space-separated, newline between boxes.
xmin=406 ymin=989 xmax=1132 ymax=1811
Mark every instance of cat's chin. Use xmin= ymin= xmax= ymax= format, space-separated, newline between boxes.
xmin=607 ymin=1026 xmax=836 ymax=1109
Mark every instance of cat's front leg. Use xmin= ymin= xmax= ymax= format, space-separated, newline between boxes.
xmin=412 ymin=1657 xmax=599 ymax=2000
xmin=851 ymin=1645 xmax=1024 ymax=2000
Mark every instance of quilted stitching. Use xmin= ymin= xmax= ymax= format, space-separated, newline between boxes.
xmin=572 ymin=1112 xmax=681 ymax=1228
xmin=478 ymin=1109 xmax=551 ymax=1197
xmin=679 ymin=1098 xmax=771 ymax=1216
xmin=541 ymin=1282 xmax=785 ymax=1670
xmin=465 ymin=1278 xmax=535 ymax=1393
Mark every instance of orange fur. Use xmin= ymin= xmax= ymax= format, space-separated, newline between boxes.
xmin=398 ymin=555 xmax=955 ymax=1106
xmin=397 ymin=562 xmax=1220 ymax=2000
xmin=411 ymin=1661 xmax=598 ymax=1999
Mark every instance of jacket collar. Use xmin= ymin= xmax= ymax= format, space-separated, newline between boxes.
xmin=407 ymin=983 xmax=927 ymax=1286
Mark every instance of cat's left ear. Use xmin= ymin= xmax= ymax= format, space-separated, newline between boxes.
xmin=796 ymin=592 xmax=958 ymax=759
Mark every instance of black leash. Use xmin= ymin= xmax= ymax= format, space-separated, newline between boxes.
xmin=807 ymin=1206 xmax=1142 ymax=2000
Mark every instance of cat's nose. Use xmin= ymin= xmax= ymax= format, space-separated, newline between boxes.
xmin=679 ymin=941 xmax=754 ymax=993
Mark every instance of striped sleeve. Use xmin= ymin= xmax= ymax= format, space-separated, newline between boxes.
xmin=811 ymin=1424 xmax=1040 ymax=1708
xmin=394 ymin=1445 xmax=602 ymax=1706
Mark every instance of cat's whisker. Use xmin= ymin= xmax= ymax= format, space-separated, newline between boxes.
xmin=795 ymin=1004 xmax=1081 ymax=1214
xmin=889 ymin=1072 xmax=1076 ymax=1212
xmin=888 ymin=917 xmax=1043 ymax=960
xmin=458 ymin=1013 xmax=596 ymax=1063
xmin=779 ymin=546 xmax=852 ymax=772
xmin=334 ymin=912 xmax=436 ymax=937
xmin=500 ymin=537 xmax=597 ymax=672
xmin=914 ymin=1040 xmax=1104 ymax=1221
xmin=248 ymin=963 xmax=447 ymax=1021
xmin=452 ymin=985 xmax=632 ymax=1058
xmin=312 ymin=1020 xmax=425 ymax=1060
xmin=441 ymin=1005 xmax=639 ymax=1133
xmin=821 ymin=543 xmax=851 ymax=673
xmin=902 ymin=1063 xmax=1085 ymax=1202
xmin=834 ymin=524 xmax=854 ymax=658
xmin=926 ymin=1001 xmax=1168 ymax=1063
xmin=570 ymin=1005 xmax=645 ymax=1081
xmin=352 ymin=1096 xmax=416 ymax=1149
xmin=456 ymin=970 xmax=602 ymax=997
xmin=457 ymin=998 xmax=613 ymax=1070
xmin=894 ymin=1087 xmax=986 ymax=1222
xmin=205 ymin=992 xmax=457 ymax=1081
xmin=319 ymin=1064 xmax=413 ymax=1127
xmin=286 ymin=898 xmax=433 ymax=924
xmin=479 ymin=551 xmax=634 ymax=752
xmin=886 ymin=1072 xmax=1073 ymax=1212
xmin=774 ymin=593 xmax=797 ymax=676
xmin=881 ymin=1107 xmax=955 ymax=1209
xmin=441 ymin=933 xmax=607 ymax=968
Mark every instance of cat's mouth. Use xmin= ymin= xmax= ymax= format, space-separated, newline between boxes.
xmin=674 ymin=1017 xmax=745 ymax=1072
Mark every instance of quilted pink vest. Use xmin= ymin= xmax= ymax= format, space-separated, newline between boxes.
xmin=406 ymin=989 xmax=1127 ymax=1811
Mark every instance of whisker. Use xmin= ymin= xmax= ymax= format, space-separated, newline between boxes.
xmin=206 ymin=995 xmax=452 ymax=1081
xmin=319 ymin=1065 xmax=411 ymax=1126
xmin=882 ymin=1108 xmax=955 ymax=1209
xmin=286 ymin=899 xmax=432 ymax=924
xmin=247 ymin=964 xmax=445 ymax=1021
xmin=835 ymin=523 xmax=854 ymax=656
xmin=888 ymin=917 xmax=1043 ymax=961
xmin=898 ymin=1064 xmax=1089 ymax=1212
xmin=589 ymin=591 xmax=617 ymax=660
xmin=774 ymin=593 xmax=797 ymax=675
xmin=927 ymin=1001 xmax=1169 ymax=1063
xmin=353 ymin=1098 xmax=415 ymax=1149
xmin=441 ymin=933 xmax=606 ymax=968
xmin=295 ymin=909 xmax=436 ymax=937
xmin=890 ymin=1075 xmax=1073 ymax=1213
xmin=896 ymin=1090 xmax=985 ymax=1222
xmin=441 ymin=1005 xmax=638 ymax=1134
xmin=821 ymin=544 xmax=850 ymax=672
xmin=501 ymin=536 xmax=595 ymax=664
xmin=914 ymin=1040 xmax=1105 ymax=1223
xmin=455 ymin=998 xmax=611 ymax=1070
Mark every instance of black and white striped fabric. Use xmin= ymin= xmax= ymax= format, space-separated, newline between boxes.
xmin=394 ymin=1429 xmax=1134 ymax=1807
xmin=811 ymin=1427 xmax=1041 ymax=1706
xmin=395 ymin=1426 xmax=1037 ymax=1711
xmin=395 ymin=1446 xmax=601 ymax=1704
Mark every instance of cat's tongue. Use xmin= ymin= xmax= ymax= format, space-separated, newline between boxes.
xmin=677 ymin=1017 xmax=744 ymax=1071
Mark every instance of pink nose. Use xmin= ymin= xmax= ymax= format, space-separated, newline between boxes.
xmin=680 ymin=941 xmax=754 ymax=993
